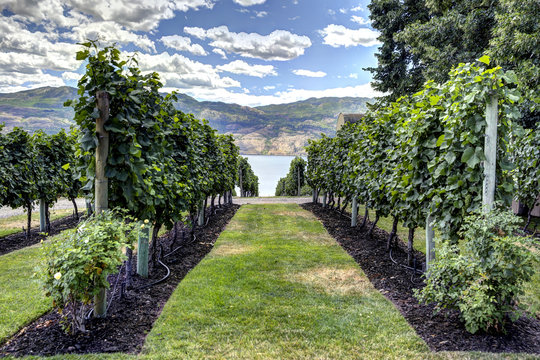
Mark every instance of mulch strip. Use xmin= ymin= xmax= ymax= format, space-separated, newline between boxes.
xmin=301 ymin=202 xmax=540 ymax=355
xmin=0 ymin=204 xmax=239 ymax=358
xmin=0 ymin=214 xmax=82 ymax=256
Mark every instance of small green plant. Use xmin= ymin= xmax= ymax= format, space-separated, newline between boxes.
xmin=39 ymin=209 xmax=137 ymax=334
xmin=416 ymin=208 xmax=539 ymax=334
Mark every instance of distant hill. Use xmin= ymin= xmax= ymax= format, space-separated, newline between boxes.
xmin=0 ymin=86 xmax=372 ymax=155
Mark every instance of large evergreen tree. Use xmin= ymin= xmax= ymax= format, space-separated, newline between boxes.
xmin=366 ymin=0 xmax=429 ymax=101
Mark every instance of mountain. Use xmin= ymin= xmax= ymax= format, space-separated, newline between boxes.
xmin=0 ymin=86 xmax=372 ymax=155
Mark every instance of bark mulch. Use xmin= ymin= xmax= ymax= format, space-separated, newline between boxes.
xmin=0 ymin=214 xmax=82 ymax=256
xmin=302 ymin=202 xmax=540 ymax=355
xmin=0 ymin=204 xmax=239 ymax=358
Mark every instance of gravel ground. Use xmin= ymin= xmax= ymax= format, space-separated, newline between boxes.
xmin=0 ymin=197 xmax=312 ymax=219
xmin=0 ymin=198 xmax=86 ymax=219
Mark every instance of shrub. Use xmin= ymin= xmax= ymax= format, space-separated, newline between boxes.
xmin=415 ymin=208 xmax=539 ymax=333
xmin=39 ymin=209 xmax=137 ymax=334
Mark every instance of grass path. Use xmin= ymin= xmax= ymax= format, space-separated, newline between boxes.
xmin=0 ymin=243 xmax=51 ymax=343
xmin=143 ymin=204 xmax=428 ymax=359
xmin=2 ymin=204 xmax=536 ymax=359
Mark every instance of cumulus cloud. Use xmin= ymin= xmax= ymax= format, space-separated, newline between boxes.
xmin=61 ymin=72 xmax=82 ymax=81
xmin=65 ymin=21 xmax=156 ymax=52
xmin=292 ymin=69 xmax=327 ymax=78
xmin=319 ymin=24 xmax=379 ymax=47
xmin=1 ymin=0 xmax=215 ymax=32
xmin=212 ymin=48 xmax=228 ymax=59
xmin=184 ymin=26 xmax=311 ymax=61
xmin=351 ymin=5 xmax=364 ymax=12
xmin=351 ymin=15 xmax=371 ymax=26
xmin=233 ymin=0 xmax=266 ymax=6
xmin=0 ymin=70 xmax=66 ymax=93
xmin=161 ymin=35 xmax=207 ymax=56
xmin=263 ymin=85 xmax=276 ymax=90
xmin=217 ymin=60 xmax=276 ymax=78
xmin=255 ymin=11 xmax=268 ymax=17
xmin=133 ymin=52 xmax=240 ymax=89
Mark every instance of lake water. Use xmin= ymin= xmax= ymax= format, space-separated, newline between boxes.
xmin=242 ymin=155 xmax=297 ymax=196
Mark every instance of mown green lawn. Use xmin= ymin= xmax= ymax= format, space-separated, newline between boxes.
xmin=1 ymin=204 xmax=537 ymax=359
xmin=0 ymin=208 xmax=80 ymax=238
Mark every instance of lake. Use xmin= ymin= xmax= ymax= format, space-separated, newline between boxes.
xmin=242 ymin=155 xmax=300 ymax=197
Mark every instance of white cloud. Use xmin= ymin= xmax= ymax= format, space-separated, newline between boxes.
xmin=133 ymin=52 xmax=240 ymax=89
xmin=184 ymin=26 xmax=312 ymax=61
xmin=161 ymin=35 xmax=207 ymax=56
xmin=167 ymin=82 xmax=380 ymax=107
xmin=255 ymin=11 xmax=268 ymax=17
xmin=0 ymin=0 xmax=215 ymax=32
xmin=61 ymin=72 xmax=82 ymax=81
xmin=65 ymin=21 xmax=156 ymax=52
xmin=263 ymin=85 xmax=275 ymax=90
xmin=351 ymin=5 xmax=364 ymax=12
xmin=0 ymin=70 xmax=66 ymax=93
xmin=328 ymin=9 xmax=336 ymax=15
xmin=212 ymin=48 xmax=228 ymax=59
xmin=292 ymin=69 xmax=327 ymax=78
xmin=217 ymin=60 xmax=276 ymax=78
xmin=351 ymin=15 xmax=371 ymax=26
xmin=319 ymin=24 xmax=379 ymax=47
xmin=339 ymin=8 xmax=347 ymax=14
xmin=233 ymin=0 xmax=266 ymax=6
xmin=349 ymin=73 xmax=358 ymax=79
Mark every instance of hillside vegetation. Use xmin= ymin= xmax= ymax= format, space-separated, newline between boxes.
xmin=0 ymin=86 xmax=371 ymax=155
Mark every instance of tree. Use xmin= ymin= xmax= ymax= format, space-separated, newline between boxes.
xmin=0 ymin=128 xmax=36 ymax=237
xmin=396 ymin=0 xmax=498 ymax=84
xmin=366 ymin=0 xmax=429 ymax=100
xmin=274 ymin=157 xmax=308 ymax=196
xmin=489 ymin=0 xmax=540 ymax=128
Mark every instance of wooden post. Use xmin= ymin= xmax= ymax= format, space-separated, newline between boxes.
xmin=322 ymin=191 xmax=327 ymax=208
xmin=425 ymin=213 xmax=435 ymax=275
xmin=39 ymin=198 xmax=46 ymax=232
xmin=351 ymin=197 xmax=358 ymax=227
xmin=137 ymin=224 xmax=149 ymax=278
xmin=483 ymin=95 xmax=498 ymax=211
xmin=198 ymin=199 xmax=205 ymax=226
xmin=94 ymin=90 xmax=109 ymax=318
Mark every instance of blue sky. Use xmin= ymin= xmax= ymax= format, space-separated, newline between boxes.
xmin=0 ymin=0 xmax=381 ymax=106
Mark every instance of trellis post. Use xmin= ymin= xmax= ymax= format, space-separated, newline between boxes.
xmin=483 ymin=94 xmax=498 ymax=211
xmin=39 ymin=199 xmax=46 ymax=232
xmin=94 ymin=90 xmax=109 ymax=318
xmin=425 ymin=213 xmax=435 ymax=275
xmin=137 ymin=224 xmax=149 ymax=278
xmin=198 ymin=199 xmax=205 ymax=226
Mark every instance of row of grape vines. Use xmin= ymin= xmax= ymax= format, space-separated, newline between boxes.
xmin=306 ymin=57 xmax=539 ymax=264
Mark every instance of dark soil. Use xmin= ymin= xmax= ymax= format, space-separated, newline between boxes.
xmin=0 ymin=213 xmax=82 ymax=256
xmin=0 ymin=204 xmax=239 ymax=358
xmin=302 ymin=202 xmax=540 ymax=355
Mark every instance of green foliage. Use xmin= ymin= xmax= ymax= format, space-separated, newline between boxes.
xmin=66 ymin=41 xmax=240 ymax=234
xmin=366 ymin=0 xmax=429 ymax=101
xmin=237 ymin=157 xmax=258 ymax=197
xmin=512 ymin=126 xmax=540 ymax=211
xmin=275 ymin=157 xmax=308 ymax=196
xmin=39 ymin=209 xmax=137 ymax=334
xmin=307 ymin=58 xmax=522 ymax=241
xmin=415 ymin=208 xmax=539 ymax=334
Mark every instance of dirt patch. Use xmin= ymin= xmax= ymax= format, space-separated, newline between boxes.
xmin=302 ymin=202 xmax=540 ymax=355
xmin=212 ymin=242 xmax=254 ymax=256
xmin=275 ymin=210 xmax=315 ymax=219
xmin=0 ymin=204 xmax=239 ymax=357
xmin=289 ymin=267 xmax=371 ymax=295
xmin=0 ymin=214 xmax=81 ymax=256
